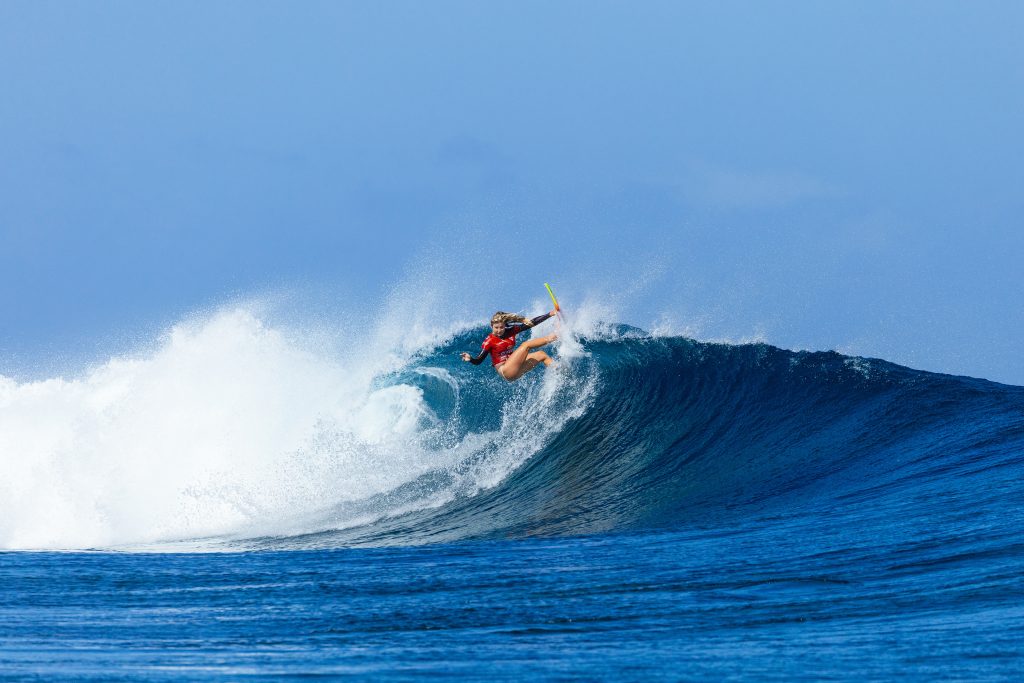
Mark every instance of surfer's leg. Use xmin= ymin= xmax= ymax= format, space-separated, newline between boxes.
xmin=498 ymin=336 xmax=556 ymax=381
xmin=528 ymin=351 xmax=553 ymax=367
xmin=516 ymin=352 xmax=550 ymax=376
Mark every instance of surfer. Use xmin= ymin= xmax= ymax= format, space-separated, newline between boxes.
xmin=461 ymin=310 xmax=558 ymax=382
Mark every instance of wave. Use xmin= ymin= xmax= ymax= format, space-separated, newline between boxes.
xmin=270 ymin=328 xmax=1024 ymax=549
xmin=2 ymin=307 xmax=1021 ymax=551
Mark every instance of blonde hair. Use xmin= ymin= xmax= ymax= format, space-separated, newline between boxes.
xmin=490 ymin=311 xmax=531 ymax=327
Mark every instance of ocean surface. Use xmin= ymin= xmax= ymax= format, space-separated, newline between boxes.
xmin=2 ymin=313 xmax=1023 ymax=679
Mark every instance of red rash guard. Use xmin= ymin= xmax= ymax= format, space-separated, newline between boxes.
xmin=468 ymin=312 xmax=554 ymax=367
xmin=480 ymin=333 xmax=519 ymax=366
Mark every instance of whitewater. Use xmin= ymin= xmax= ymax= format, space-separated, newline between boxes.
xmin=2 ymin=298 xmax=1023 ymax=678
xmin=0 ymin=303 xmax=595 ymax=550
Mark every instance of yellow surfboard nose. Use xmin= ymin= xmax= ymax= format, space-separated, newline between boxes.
xmin=544 ymin=282 xmax=560 ymax=312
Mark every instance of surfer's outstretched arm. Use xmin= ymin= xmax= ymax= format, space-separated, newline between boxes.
xmin=500 ymin=311 xmax=556 ymax=339
xmin=462 ymin=349 xmax=488 ymax=365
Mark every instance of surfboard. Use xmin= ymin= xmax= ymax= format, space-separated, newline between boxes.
xmin=544 ymin=282 xmax=561 ymax=316
xmin=544 ymin=283 xmax=564 ymax=337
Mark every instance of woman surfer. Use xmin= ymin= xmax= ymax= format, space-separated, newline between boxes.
xmin=460 ymin=310 xmax=558 ymax=382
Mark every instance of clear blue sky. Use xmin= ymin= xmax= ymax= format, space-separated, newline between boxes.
xmin=1 ymin=1 xmax=1021 ymax=383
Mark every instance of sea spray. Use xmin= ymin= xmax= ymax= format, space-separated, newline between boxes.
xmin=0 ymin=309 xmax=444 ymax=548
xmin=0 ymin=303 xmax=592 ymax=550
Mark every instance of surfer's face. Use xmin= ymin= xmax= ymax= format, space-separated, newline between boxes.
xmin=491 ymin=322 xmax=505 ymax=335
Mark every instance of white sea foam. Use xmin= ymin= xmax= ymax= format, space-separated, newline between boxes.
xmin=0 ymin=299 xmax=598 ymax=551
xmin=0 ymin=308 xmax=437 ymax=549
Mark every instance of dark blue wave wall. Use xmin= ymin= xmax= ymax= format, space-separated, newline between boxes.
xmin=278 ymin=331 xmax=1024 ymax=549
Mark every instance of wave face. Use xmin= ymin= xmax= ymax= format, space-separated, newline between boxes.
xmin=2 ymin=309 xmax=1022 ymax=551
xmin=287 ymin=328 xmax=1024 ymax=549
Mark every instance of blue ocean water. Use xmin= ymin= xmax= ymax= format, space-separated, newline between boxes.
xmin=2 ymin=323 xmax=1023 ymax=679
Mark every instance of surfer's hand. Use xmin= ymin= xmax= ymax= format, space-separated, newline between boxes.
xmin=460 ymin=352 xmax=471 ymax=362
